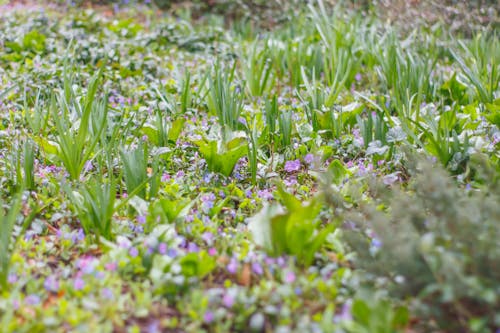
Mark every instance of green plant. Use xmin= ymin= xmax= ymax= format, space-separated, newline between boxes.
xmin=298 ymin=67 xmax=351 ymax=136
xmin=248 ymin=185 xmax=334 ymax=266
xmin=241 ymin=40 xmax=274 ymax=97
xmin=451 ymin=33 xmax=499 ymax=104
xmin=336 ymin=155 xmax=500 ymax=331
xmin=120 ymin=143 xmax=149 ymax=199
xmin=179 ymin=251 xmax=216 ymax=279
xmin=22 ymin=140 xmax=35 ymax=191
xmin=375 ymin=33 xmax=437 ymax=113
xmin=156 ymin=71 xmax=193 ymax=115
xmin=68 ymin=178 xmax=117 ymax=242
xmin=246 ymin=117 xmax=259 ymax=185
xmin=356 ymin=111 xmax=389 ymax=149
xmin=142 ymin=112 xmax=185 ymax=147
xmin=51 ymin=65 xmax=107 ymax=181
xmin=192 ymin=127 xmax=248 ymax=177
xmin=151 ymin=197 xmax=193 ymax=224
xmin=0 ymin=192 xmax=37 ymax=290
xmin=263 ymin=95 xmax=279 ymax=150
xmin=23 ymin=89 xmax=49 ymax=135
xmin=207 ymin=62 xmax=244 ymax=133
xmin=278 ymin=110 xmax=293 ymax=151
xmin=344 ymin=298 xmax=409 ymax=333
xmin=415 ymin=105 xmax=471 ymax=171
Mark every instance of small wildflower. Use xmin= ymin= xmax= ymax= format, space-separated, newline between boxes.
xmin=105 ymin=262 xmax=117 ymax=271
xmin=129 ymin=247 xmax=139 ymax=257
xmin=203 ymin=311 xmax=214 ymax=323
xmin=201 ymin=193 xmax=216 ymax=213
xmin=284 ymin=160 xmax=301 ymax=173
xmin=304 ymin=153 xmax=314 ymax=165
xmin=227 ymin=257 xmax=238 ymax=274
xmin=158 ymin=242 xmax=167 ymax=255
xmin=44 ymin=275 xmax=59 ymax=292
xmin=251 ymin=262 xmax=264 ymax=275
xmin=25 ymin=294 xmax=41 ymax=305
xmin=201 ymin=232 xmax=214 ymax=245
xmin=222 ymin=293 xmax=235 ymax=308
xmin=187 ymin=242 xmax=199 ymax=252
xmin=102 ymin=288 xmax=114 ymax=300
xmin=257 ymin=189 xmax=273 ymax=200
xmin=8 ymin=273 xmax=17 ymax=284
xmin=73 ymin=277 xmax=85 ymax=290
xmin=161 ymin=173 xmax=170 ymax=182
xmin=167 ymin=248 xmax=178 ymax=258
xmin=284 ymin=271 xmax=296 ymax=284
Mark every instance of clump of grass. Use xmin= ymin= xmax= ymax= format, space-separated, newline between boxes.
xmin=51 ymin=65 xmax=108 ymax=181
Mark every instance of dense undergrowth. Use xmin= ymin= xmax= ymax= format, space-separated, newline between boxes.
xmin=0 ymin=1 xmax=499 ymax=332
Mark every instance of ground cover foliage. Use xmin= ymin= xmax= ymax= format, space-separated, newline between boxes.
xmin=0 ymin=0 xmax=499 ymax=332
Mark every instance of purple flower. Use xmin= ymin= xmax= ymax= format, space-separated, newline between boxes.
xmin=222 ymin=293 xmax=235 ymax=308
xmin=187 ymin=242 xmax=199 ymax=252
xmin=105 ymin=262 xmax=117 ymax=271
xmin=257 ymin=189 xmax=273 ymax=200
xmin=77 ymin=256 xmax=97 ymax=275
xmin=83 ymin=160 xmax=93 ymax=173
xmin=203 ymin=311 xmax=214 ymax=323
xmin=355 ymin=73 xmax=362 ymax=82
xmin=227 ymin=258 xmax=238 ymax=274
xmin=304 ymin=154 xmax=314 ymax=165
xmin=74 ymin=228 xmax=85 ymax=242
xmin=284 ymin=160 xmax=301 ymax=173
xmin=44 ymin=275 xmax=59 ymax=292
xmin=167 ymin=248 xmax=178 ymax=258
xmin=158 ymin=242 xmax=167 ymax=255
xmin=25 ymin=294 xmax=41 ymax=305
xmin=201 ymin=232 xmax=214 ymax=245
xmin=371 ymin=238 xmax=382 ymax=248
xmin=251 ymin=262 xmax=263 ymax=275
xmin=73 ymin=277 xmax=85 ymax=290
xmin=337 ymin=301 xmax=352 ymax=322
xmin=137 ymin=215 xmax=146 ymax=224
xmin=201 ymin=193 xmax=216 ymax=214
xmin=8 ymin=273 xmax=17 ymax=284
xmin=102 ymin=288 xmax=114 ymax=300
xmin=276 ymin=257 xmax=286 ymax=267
xmin=382 ymin=172 xmax=399 ymax=185
xmin=129 ymin=247 xmax=139 ymax=257
xmin=283 ymin=176 xmax=297 ymax=187
xmin=284 ymin=271 xmax=296 ymax=284
xmin=147 ymin=321 xmax=160 ymax=333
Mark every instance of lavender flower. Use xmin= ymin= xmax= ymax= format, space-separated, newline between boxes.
xmin=129 ymin=247 xmax=139 ymax=257
xmin=44 ymin=275 xmax=59 ymax=292
xmin=25 ymin=294 xmax=41 ymax=305
xmin=284 ymin=160 xmax=301 ymax=173
xmin=158 ymin=242 xmax=168 ymax=255
xmin=304 ymin=153 xmax=314 ymax=165
xmin=73 ymin=277 xmax=85 ymax=290
xmin=203 ymin=311 xmax=214 ymax=323
xmin=227 ymin=257 xmax=238 ymax=274
xmin=284 ymin=271 xmax=296 ymax=284
xmin=222 ymin=292 xmax=235 ymax=308
xmin=251 ymin=262 xmax=264 ymax=275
